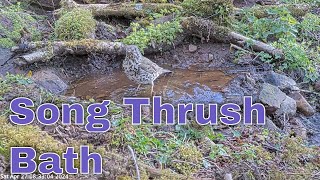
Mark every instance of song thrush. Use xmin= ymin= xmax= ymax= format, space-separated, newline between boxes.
xmin=123 ymin=45 xmax=171 ymax=96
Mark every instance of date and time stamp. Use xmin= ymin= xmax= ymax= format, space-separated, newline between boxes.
xmin=0 ymin=174 xmax=69 ymax=180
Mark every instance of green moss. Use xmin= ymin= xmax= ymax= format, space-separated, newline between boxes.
xmin=182 ymin=0 xmax=233 ymax=26
xmin=171 ymin=145 xmax=202 ymax=175
xmin=0 ymin=3 xmax=41 ymax=48
xmin=54 ymin=8 xmax=96 ymax=41
xmin=122 ymin=20 xmax=183 ymax=52
xmin=0 ymin=116 xmax=66 ymax=159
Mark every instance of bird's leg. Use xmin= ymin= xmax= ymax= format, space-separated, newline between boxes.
xmin=134 ymin=84 xmax=141 ymax=96
xmin=151 ymin=82 xmax=154 ymax=97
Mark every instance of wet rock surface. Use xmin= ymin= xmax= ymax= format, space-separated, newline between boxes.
xmin=31 ymin=69 xmax=68 ymax=94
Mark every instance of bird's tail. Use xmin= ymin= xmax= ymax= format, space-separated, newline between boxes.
xmin=161 ymin=68 xmax=173 ymax=74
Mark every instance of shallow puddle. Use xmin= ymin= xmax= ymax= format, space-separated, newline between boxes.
xmin=67 ymin=68 xmax=234 ymax=104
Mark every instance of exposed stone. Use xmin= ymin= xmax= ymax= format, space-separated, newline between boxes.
xmin=264 ymin=117 xmax=282 ymax=133
xmin=188 ymin=44 xmax=198 ymax=53
xmin=95 ymin=21 xmax=117 ymax=41
xmin=315 ymin=80 xmax=320 ymax=92
xmin=259 ymin=83 xmax=287 ymax=109
xmin=290 ymin=117 xmax=307 ymax=140
xmin=208 ymin=53 xmax=214 ymax=61
xmin=0 ymin=48 xmax=14 ymax=75
xmin=236 ymin=54 xmax=253 ymax=65
xmin=31 ymin=70 xmax=68 ymax=95
xmin=289 ymin=92 xmax=315 ymax=116
xmin=263 ymin=71 xmax=299 ymax=91
xmin=275 ymin=96 xmax=297 ymax=116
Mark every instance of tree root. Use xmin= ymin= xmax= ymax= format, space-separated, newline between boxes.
xmin=181 ymin=17 xmax=284 ymax=59
xmin=57 ymin=0 xmax=182 ymax=18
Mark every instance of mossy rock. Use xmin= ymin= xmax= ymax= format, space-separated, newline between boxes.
xmin=0 ymin=3 xmax=41 ymax=48
xmin=171 ymin=145 xmax=203 ymax=175
xmin=182 ymin=0 xmax=234 ymax=26
xmin=0 ymin=116 xmax=67 ymax=159
xmin=54 ymin=8 xmax=96 ymax=41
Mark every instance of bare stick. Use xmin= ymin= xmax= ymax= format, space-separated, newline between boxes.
xmin=128 ymin=145 xmax=141 ymax=180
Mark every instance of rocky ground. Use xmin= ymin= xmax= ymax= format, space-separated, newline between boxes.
xmin=0 ymin=0 xmax=320 ymax=179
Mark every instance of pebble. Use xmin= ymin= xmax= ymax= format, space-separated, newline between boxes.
xmin=188 ymin=44 xmax=198 ymax=53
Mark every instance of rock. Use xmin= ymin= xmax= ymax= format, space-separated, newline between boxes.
xmin=315 ymin=80 xmax=320 ymax=92
xmin=31 ymin=70 xmax=68 ymax=95
xmin=0 ymin=48 xmax=14 ymax=75
xmin=275 ymin=96 xmax=297 ymax=116
xmin=188 ymin=44 xmax=198 ymax=53
xmin=263 ymin=71 xmax=299 ymax=91
xmin=0 ymin=101 xmax=8 ymax=112
xmin=289 ymin=92 xmax=315 ymax=116
xmin=208 ymin=53 xmax=214 ymax=61
xmin=95 ymin=22 xmax=117 ymax=41
xmin=290 ymin=117 xmax=307 ymax=140
xmin=236 ymin=54 xmax=253 ymax=65
xmin=264 ymin=117 xmax=282 ymax=133
xmin=259 ymin=83 xmax=287 ymax=109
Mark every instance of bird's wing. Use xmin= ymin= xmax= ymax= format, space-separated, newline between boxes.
xmin=138 ymin=57 xmax=162 ymax=75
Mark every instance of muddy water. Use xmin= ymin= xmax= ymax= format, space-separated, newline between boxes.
xmin=67 ymin=68 xmax=234 ymax=104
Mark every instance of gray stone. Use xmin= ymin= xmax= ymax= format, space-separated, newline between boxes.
xmin=276 ymin=96 xmax=297 ymax=116
xmin=31 ymin=70 xmax=68 ymax=94
xmin=264 ymin=117 xmax=282 ymax=133
xmin=315 ymin=80 xmax=320 ymax=92
xmin=263 ymin=71 xmax=299 ymax=91
xmin=188 ymin=44 xmax=198 ymax=53
xmin=259 ymin=83 xmax=287 ymax=109
xmin=0 ymin=48 xmax=15 ymax=75
xmin=96 ymin=22 xmax=117 ymax=41
xmin=290 ymin=117 xmax=307 ymax=140
xmin=208 ymin=53 xmax=214 ymax=61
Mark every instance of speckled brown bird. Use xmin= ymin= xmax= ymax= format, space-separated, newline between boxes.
xmin=123 ymin=45 xmax=171 ymax=96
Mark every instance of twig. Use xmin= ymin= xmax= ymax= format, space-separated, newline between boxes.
xmin=300 ymin=89 xmax=320 ymax=96
xmin=128 ymin=145 xmax=141 ymax=180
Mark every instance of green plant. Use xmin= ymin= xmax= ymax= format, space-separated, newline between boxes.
xmin=299 ymin=13 xmax=320 ymax=43
xmin=182 ymin=0 xmax=233 ymax=26
xmin=122 ymin=20 xmax=183 ymax=52
xmin=209 ymin=144 xmax=229 ymax=160
xmin=0 ymin=2 xmax=41 ymax=48
xmin=234 ymin=7 xmax=298 ymax=42
xmin=273 ymin=38 xmax=319 ymax=81
xmin=234 ymin=6 xmax=320 ymax=82
xmin=54 ymin=8 xmax=96 ymax=41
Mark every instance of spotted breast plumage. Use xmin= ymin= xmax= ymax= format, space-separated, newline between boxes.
xmin=123 ymin=45 xmax=172 ymax=95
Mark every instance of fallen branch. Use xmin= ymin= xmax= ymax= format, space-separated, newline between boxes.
xmin=12 ymin=40 xmax=126 ymax=65
xmin=181 ymin=17 xmax=284 ymax=59
xmin=12 ymin=17 xmax=284 ymax=65
xmin=58 ymin=0 xmax=182 ymax=18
